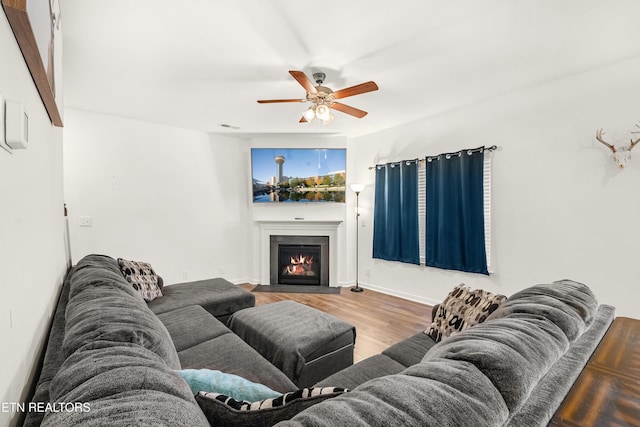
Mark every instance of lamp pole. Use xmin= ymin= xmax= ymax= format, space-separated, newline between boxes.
xmin=350 ymin=184 xmax=365 ymax=293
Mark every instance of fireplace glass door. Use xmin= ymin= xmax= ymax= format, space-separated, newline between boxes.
xmin=277 ymin=244 xmax=322 ymax=285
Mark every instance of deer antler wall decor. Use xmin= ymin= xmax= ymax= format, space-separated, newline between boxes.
xmin=595 ymin=124 xmax=640 ymax=169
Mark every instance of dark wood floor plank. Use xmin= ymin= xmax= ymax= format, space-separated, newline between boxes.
xmin=239 ymin=284 xmax=433 ymax=362
xmin=550 ymin=317 xmax=640 ymax=427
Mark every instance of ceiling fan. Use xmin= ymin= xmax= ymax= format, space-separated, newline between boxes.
xmin=257 ymin=70 xmax=379 ymax=125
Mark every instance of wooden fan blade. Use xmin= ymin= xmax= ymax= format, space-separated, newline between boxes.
xmin=333 ymin=81 xmax=379 ymax=99
xmin=331 ymin=102 xmax=368 ymax=118
xmin=289 ymin=70 xmax=317 ymax=94
xmin=299 ymin=116 xmax=308 ymax=123
xmin=257 ymin=99 xmax=305 ymax=103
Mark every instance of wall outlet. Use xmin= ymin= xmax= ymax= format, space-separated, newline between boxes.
xmin=182 ymin=271 xmax=189 ymax=280
xmin=78 ymin=216 xmax=92 ymax=227
xmin=219 ymin=266 xmax=225 ymax=275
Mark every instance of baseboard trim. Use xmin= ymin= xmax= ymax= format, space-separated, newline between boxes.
xmin=357 ymin=281 xmax=440 ymax=306
xmin=236 ymin=278 xmax=440 ymax=307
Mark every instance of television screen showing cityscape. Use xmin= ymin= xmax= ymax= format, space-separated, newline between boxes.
xmin=251 ymin=148 xmax=346 ymax=203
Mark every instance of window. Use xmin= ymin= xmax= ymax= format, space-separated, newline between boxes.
xmin=372 ymin=147 xmax=493 ymax=274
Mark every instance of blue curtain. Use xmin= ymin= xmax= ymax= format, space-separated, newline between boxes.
xmin=373 ymin=160 xmax=420 ymax=265
xmin=425 ymin=148 xmax=488 ymax=275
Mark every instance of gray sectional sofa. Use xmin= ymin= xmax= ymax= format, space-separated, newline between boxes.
xmin=307 ymin=281 xmax=616 ymax=426
xmin=24 ymin=254 xmax=615 ymax=426
xmin=25 ymin=254 xmax=298 ymax=427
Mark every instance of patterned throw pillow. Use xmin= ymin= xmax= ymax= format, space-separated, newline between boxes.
xmin=425 ymin=284 xmax=507 ymax=342
xmin=117 ymin=258 xmax=163 ymax=302
xmin=195 ymin=387 xmax=347 ymax=427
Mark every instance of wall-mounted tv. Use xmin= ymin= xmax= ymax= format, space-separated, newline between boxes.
xmin=251 ymin=148 xmax=346 ymax=203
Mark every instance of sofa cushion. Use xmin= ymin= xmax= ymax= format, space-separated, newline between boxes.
xmin=382 ymin=332 xmax=437 ymax=367
xmin=147 ymin=278 xmax=255 ymax=319
xmin=281 ymin=359 xmax=509 ymax=426
xmin=178 ymin=334 xmax=298 ymax=394
xmin=43 ymin=341 xmax=209 ymax=426
xmin=422 ymin=279 xmax=599 ymax=414
xmin=177 ymin=369 xmax=282 ymax=402
xmin=486 ymin=279 xmax=598 ymax=341
xmin=64 ymin=255 xmax=181 ymax=370
xmin=196 ymin=387 xmax=347 ymax=427
xmin=157 ymin=305 xmax=231 ymax=352
xmin=423 ymin=317 xmax=569 ymax=413
xmin=73 ymin=253 xmax=124 ymax=278
xmin=425 ymin=284 xmax=506 ymax=342
xmin=314 ymin=354 xmax=406 ymax=389
xmin=117 ymin=257 xmax=163 ymax=302
xmin=505 ymin=304 xmax=615 ymax=427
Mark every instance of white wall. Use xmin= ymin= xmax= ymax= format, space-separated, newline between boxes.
xmin=63 ymin=109 xmax=252 ymax=284
xmin=63 ymin=119 xmax=354 ymax=286
xmin=350 ymin=56 xmax=640 ymax=319
xmin=0 ymin=13 xmax=67 ymax=427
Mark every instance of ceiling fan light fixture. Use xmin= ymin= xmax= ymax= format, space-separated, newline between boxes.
xmin=258 ymin=70 xmax=378 ymax=124
xmin=316 ymin=104 xmax=331 ymax=120
xmin=303 ymin=107 xmax=316 ymax=122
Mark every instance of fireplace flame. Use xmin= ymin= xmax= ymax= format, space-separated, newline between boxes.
xmin=283 ymin=254 xmax=315 ymax=276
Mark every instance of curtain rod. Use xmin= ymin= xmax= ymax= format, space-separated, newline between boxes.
xmin=368 ymin=145 xmax=498 ymax=170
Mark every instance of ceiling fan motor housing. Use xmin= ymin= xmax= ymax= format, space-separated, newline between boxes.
xmin=312 ymin=72 xmax=326 ymax=85
xmin=307 ymin=87 xmax=335 ymax=105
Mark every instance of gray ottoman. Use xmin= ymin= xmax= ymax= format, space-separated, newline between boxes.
xmin=229 ymin=300 xmax=356 ymax=388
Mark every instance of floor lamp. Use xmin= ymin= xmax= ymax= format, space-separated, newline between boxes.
xmin=350 ymin=183 xmax=365 ymax=293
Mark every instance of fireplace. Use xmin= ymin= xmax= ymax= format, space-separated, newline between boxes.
xmin=270 ymin=235 xmax=329 ymax=286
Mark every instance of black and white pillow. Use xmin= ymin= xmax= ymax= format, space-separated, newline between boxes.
xmin=117 ymin=258 xmax=163 ymax=302
xmin=195 ymin=387 xmax=347 ymax=427
xmin=425 ymin=284 xmax=507 ymax=342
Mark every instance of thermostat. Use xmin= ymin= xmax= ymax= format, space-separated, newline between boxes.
xmin=5 ymin=100 xmax=28 ymax=149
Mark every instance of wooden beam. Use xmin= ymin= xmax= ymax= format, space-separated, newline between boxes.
xmin=2 ymin=0 xmax=63 ymax=127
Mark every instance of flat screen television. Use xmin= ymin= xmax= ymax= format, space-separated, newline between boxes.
xmin=251 ymin=148 xmax=346 ymax=203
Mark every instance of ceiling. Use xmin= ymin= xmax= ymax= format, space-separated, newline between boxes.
xmin=59 ymin=0 xmax=640 ymax=138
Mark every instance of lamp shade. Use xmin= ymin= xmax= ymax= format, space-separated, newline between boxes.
xmin=322 ymin=113 xmax=335 ymax=126
xmin=350 ymin=183 xmax=365 ymax=193
xmin=303 ymin=107 xmax=316 ymax=122
xmin=316 ymin=104 xmax=331 ymax=120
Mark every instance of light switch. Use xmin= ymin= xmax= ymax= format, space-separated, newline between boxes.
xmin=5 ymin=100 xmax=28 ymax=150
xmin=0 ymin=94 xmax=11 ymax=153
xmin=78 ymin=216 xmax=92 ymax=227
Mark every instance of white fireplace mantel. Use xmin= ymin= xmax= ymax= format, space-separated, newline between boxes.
xmin=257 ymin=220 xmax=343 ymax=286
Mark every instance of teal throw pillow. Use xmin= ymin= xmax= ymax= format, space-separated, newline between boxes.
xmin=176 ymin=369 xmax=282 ymax=402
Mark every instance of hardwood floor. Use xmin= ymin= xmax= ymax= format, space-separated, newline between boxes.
xmin=239 ymin=284 xmax=433 ymax=363
xmin=550 ymin=317 xmax=640 ymax=426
